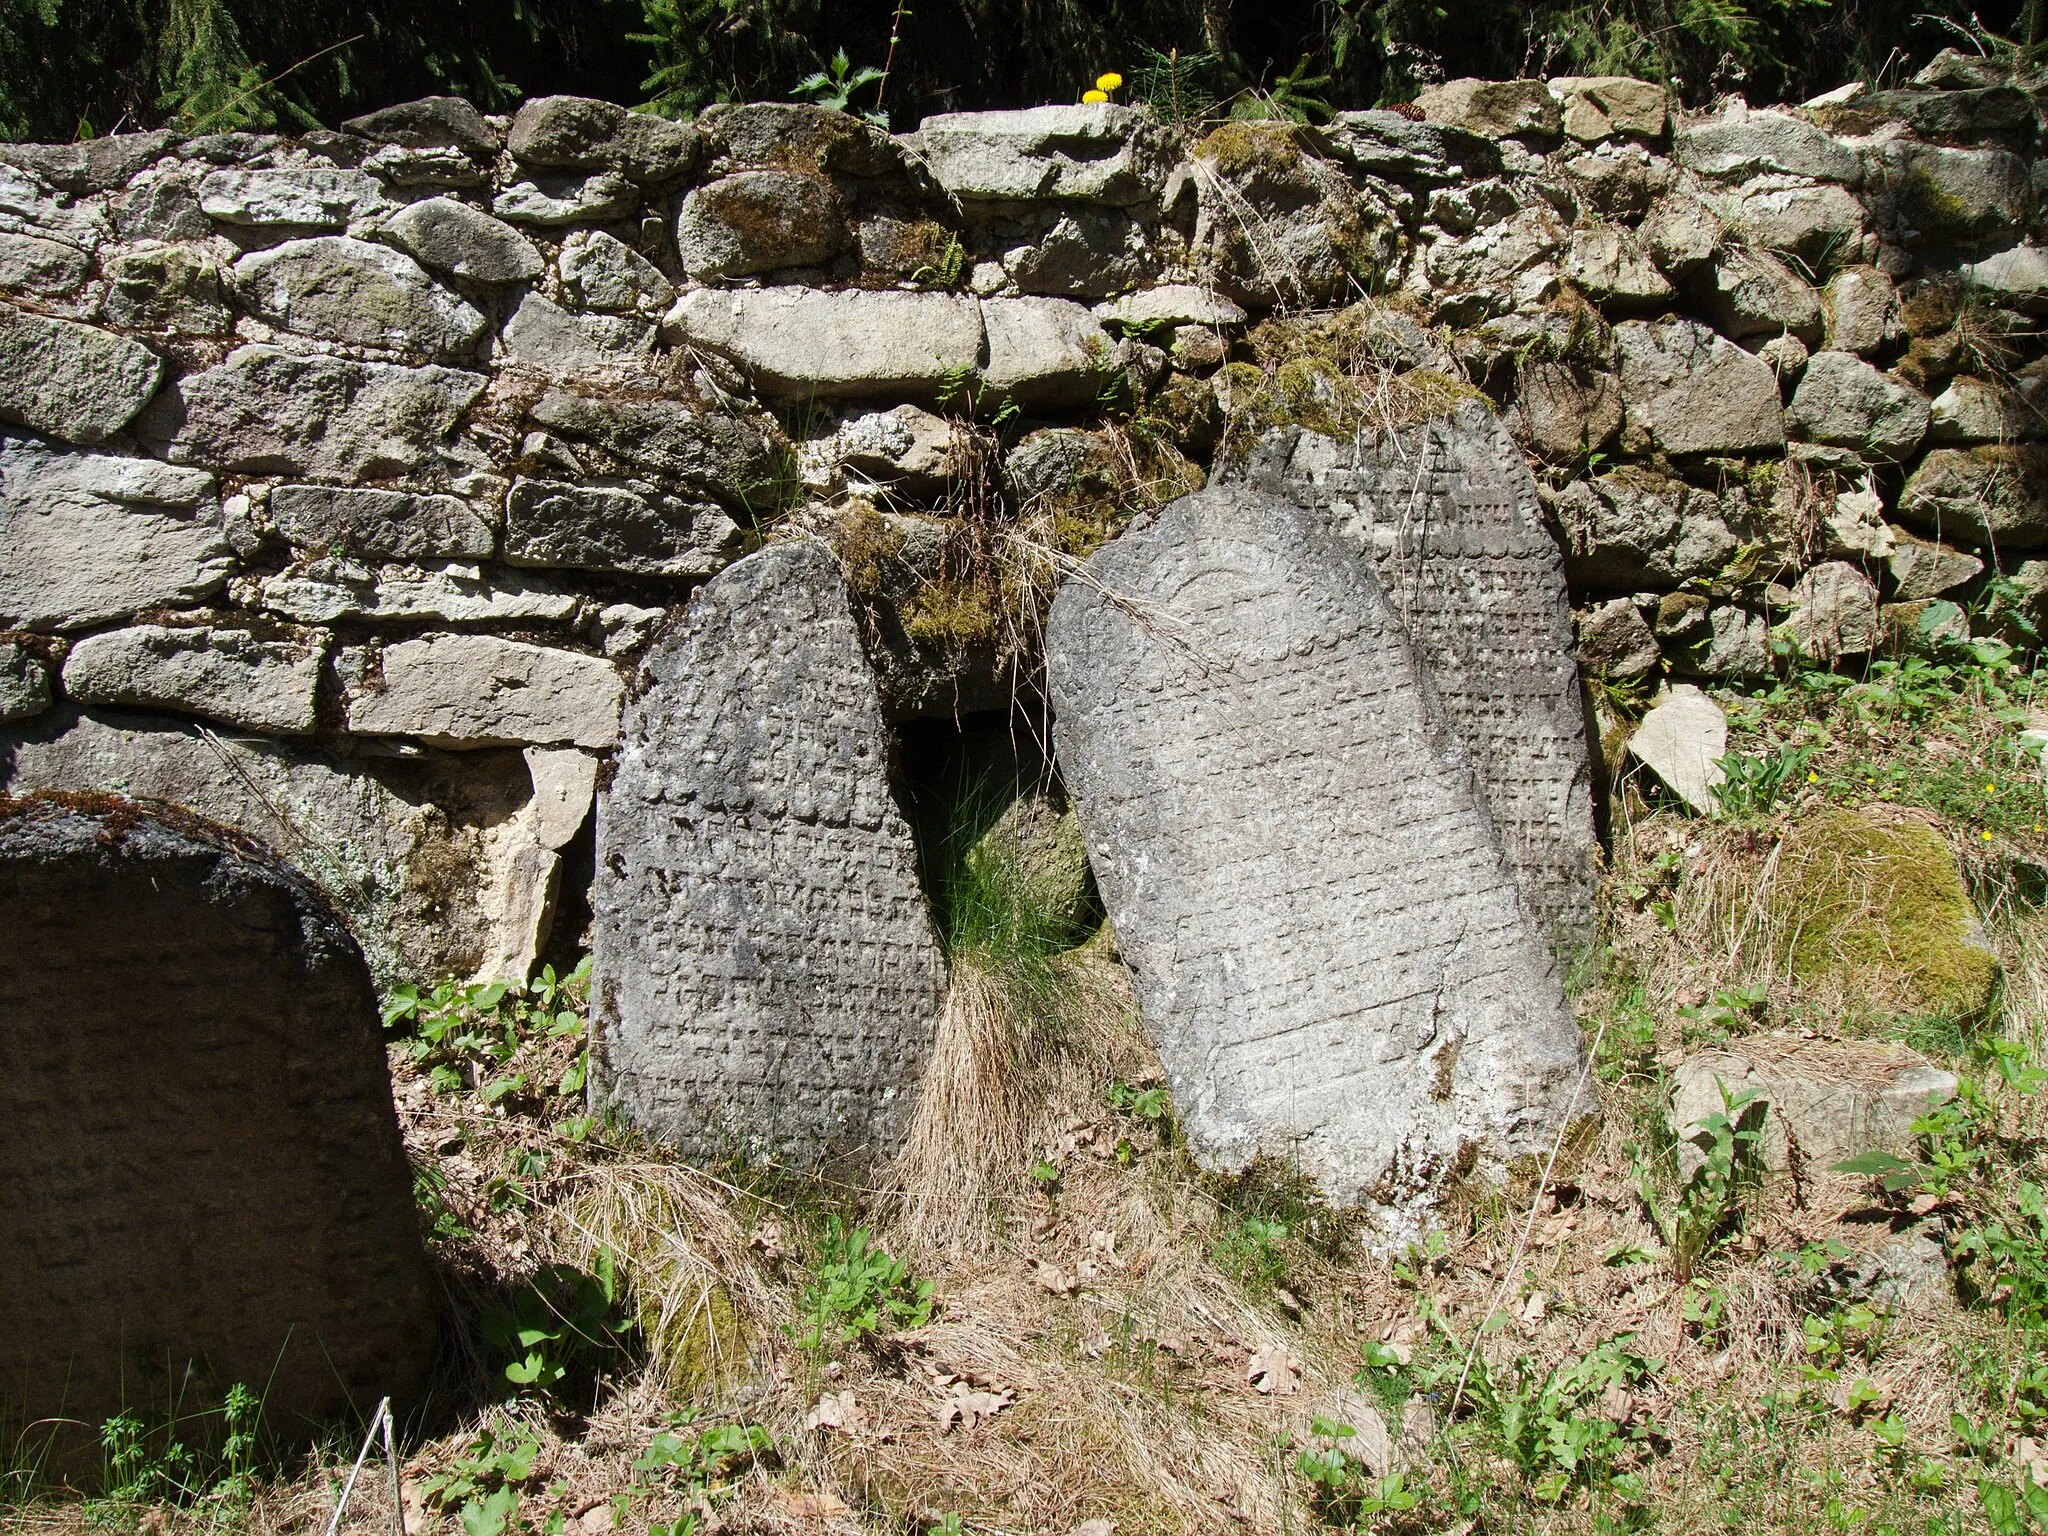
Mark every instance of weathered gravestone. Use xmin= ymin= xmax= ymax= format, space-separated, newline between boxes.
xmin=1046 ymin=486 xmax=1586 ymax=1209
xmin=0 ymin=793 xmax=436 ymax=1454
xmin=1223 ymin=402 xmax=1598 ymax=952
xmin=591 ymin=540 xmax=945 ymax=1165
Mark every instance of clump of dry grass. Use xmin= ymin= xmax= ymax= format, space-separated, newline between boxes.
xmin=885 ymin=959 xmax=1041 ymax=1256
xmin=547 ymin=1159 xmax=785 ymax=1399
xmin=884 ymin=942 xmax=1146 ymax=1256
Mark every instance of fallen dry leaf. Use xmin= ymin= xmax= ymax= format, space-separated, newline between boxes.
xmin=769 ymin=1488 xmax=851 ymax=1520
xmin=2016 ymin=1436 xmax=2048 ymax=1487
xmin=938 ymin=1384 xmax=1016 ymax=1433
xmin=1330 ymin=1392 xmax=1394 ymax=1474
xmin=1521 ymin=1290 xmax=1548 ymax=1324
xmin=1599 ymin=1382 xmax=1635 ymax=1424
xmin=1248 ymin=1345 xmax=1300 ymax=1395
xmin=1142 ymin=1326 xmax=1190 ymax=1355
xmin=750 ymin=1221 xmax=789 ymax=1266
xmin=1032 ymin=1259 xmax=1077 ymax=1295
xmin=1399 ymin=1399 xmax=1437 ymax=1459
xmin=805 ymin=1390 xmax=862 ymax=1435
xmin=1073 ymin=1521 xmax=1116 ymax=1536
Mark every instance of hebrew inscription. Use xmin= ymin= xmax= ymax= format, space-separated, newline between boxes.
xmin=0 ymin=795 xmax=436 ymax=1451
xmin=1227 ymin=402 xmax=1597 ymax=950
xmin=1046 ymin=486 xmax=1585 ymax=1208
xmin=591 ymin=540 xmax=944 ymax=1165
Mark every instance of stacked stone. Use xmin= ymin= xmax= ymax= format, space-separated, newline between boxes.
xmin=1386 ymin=63 xmax=2046 ymax=684
xmin=0 ymin=65 xmax=2039 ymax=981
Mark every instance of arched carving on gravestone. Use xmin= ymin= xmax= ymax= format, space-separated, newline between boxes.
xmin=1224 ymin=401 xmax=1598 ymax=954
xmin=0 ymin=794 xmax=436 ymax=1455
xmin=1046 ymin=486 xmax=1586 ymax=1211
xmin=590 ymin=540 xmax=945 ymax=1166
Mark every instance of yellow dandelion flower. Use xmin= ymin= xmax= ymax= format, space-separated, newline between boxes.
xmin=1082 ymin=88 xmax=1109 ymax=102
xmin=1984 ymin=830 xmax=1995 ymax=841
xmin=1096 ymin=72 xmax=1124 ymax=91
xmin=1987 ymin=783 xmax=1998 ymax=794
xmin=1806 ymin=772 xmax=1818 ymax=784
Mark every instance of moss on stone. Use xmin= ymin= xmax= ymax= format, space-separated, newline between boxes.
xmin=1897 ymin=167 xmax=1976 ymax=243
xmin=903 ymin=576 xmax=1000 ymax=653
xmin=1899 ymin=279 xmax=1960 ymax=338
xmin=1140 ymin=373 xmax=1222 ymax=457
xmin=1772 ymin=809 xmax=2000 ymax=1024
xmin=1219 ymin=351 xmax=1488 ymax=449
xmin=1220 ymin=307 xmax=1490 ymax=450
xmin=824 ymin=503 xmax=906 ymax=599
xmin=1193 ymin=120 xmax=1306 ymax=179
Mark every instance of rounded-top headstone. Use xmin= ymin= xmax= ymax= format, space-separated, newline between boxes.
xmin=0 ymin=793 xmax=436 ymax=1454
xmin=1046 ymin=485 xmax=1587 ymax=1212
xmin=1226 ymin=401 xmax=1599 ymax=954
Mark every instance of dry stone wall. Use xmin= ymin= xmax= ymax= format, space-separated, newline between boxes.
xmin=0 ymin=58 xmax=2041 ymax=985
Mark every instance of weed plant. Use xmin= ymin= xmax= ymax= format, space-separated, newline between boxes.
xmin=1638 ymin=1081 xmax=1767 ymax=1284
xmin=383 ymin=958 xmax=593 ymax=1109
xmin=793 ymin=1220 xmax=934 ymax=1352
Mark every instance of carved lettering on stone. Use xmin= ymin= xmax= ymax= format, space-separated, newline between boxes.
xmin=0 ymin=796 xmax=436 ymax=1450
xmin=1226 ymin=402 xmax=1597 ymax=950
xmin=1046 ymin=486 xmax=1585 ymax=1208
xmin=591 ymin=540 xmax=944 ymax=1165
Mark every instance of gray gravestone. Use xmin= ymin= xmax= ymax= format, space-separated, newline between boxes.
xmin=0 ymin=794 xmax=436 ymax=1453
xmin=1046 ymin=486 xmax=1586 ymax=1209
xmin=591 ymin=540 xmax=944 ymax=1165
xmin=1225 ymin=402 xmax=1598 ymax=952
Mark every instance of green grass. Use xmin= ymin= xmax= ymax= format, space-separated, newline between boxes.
xmin=1722 ymin=656 xmax=2048 ymax=850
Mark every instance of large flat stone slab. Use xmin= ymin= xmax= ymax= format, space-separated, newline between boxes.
xmin=343 ymin=634 xmax=623 ymax=749
xmin=270 ymin=483 xmax=495 ymax=561
xmin=907 ymin=105 xmax=1168 ymax=205
xmin=1227 ymin=402 xmax=1598 ymax=951
xmin=591 ymin=540 xmax=944 ymax=1166
xmin=232 ymin=236 xmax=487 ymax=357
xmin=1614 ymin=319 xmax=1786 ymax=456
xmin=0 ymin=304 xmax=163 ymax=446
xmin=505 ymin=478 xmax=741 ymax=577
xmin=0 ymin=795 xmax=436 ymax=1448
xmin=1045 ymin=485 xmax=1585 ymax=1210
xmin=0 ymin=434 xmax=232 ymax=631
xmin=1671 ymin=1034 xmax=1957 ymax=1178
xmin=62 ymin=623 xmax=325 ymax=735
xmin=142 ymin=344 xmax=486 ymax=480
xmin=662 ymin=287 xmax=983 ymax=400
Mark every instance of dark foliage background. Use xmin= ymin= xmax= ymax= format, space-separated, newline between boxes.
xmin=0 ymin=0 xmax=2038 ymax=143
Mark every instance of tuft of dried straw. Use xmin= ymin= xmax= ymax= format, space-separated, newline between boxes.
xmin=547 ymin=1159 xmax=783 ymax=1397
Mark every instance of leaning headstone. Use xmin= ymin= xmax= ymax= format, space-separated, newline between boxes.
xmin=1225 ymin=402 xmax=1598 ymax=952
xmin=0 ymin=794 xmax=436 ymax=1457
xmin=1046 ymin=486 xmax=1585 ymax=1211
xmin=591 ymin=540 xmax=945 ymax=1165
